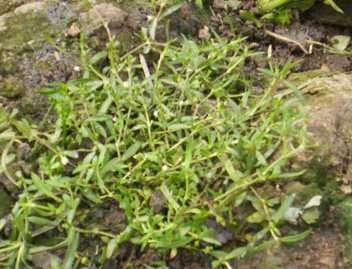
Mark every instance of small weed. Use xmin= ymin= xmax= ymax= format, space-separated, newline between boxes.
xmin=0 ymin=20 xmax=314 ymax=269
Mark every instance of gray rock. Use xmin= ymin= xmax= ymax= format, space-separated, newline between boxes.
xmin=0 ymin=1 xmax=80 ymax=117
xmin=290 ymin=71 xmax=352 ymax=185
xmin=79 ymin=3 xmax=128 ymax=35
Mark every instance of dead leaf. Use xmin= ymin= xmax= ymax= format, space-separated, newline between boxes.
xmin=304 ymin=195 xmax=322 ymax=209
xmin=67 ymin=24 xmax=81 ymax=37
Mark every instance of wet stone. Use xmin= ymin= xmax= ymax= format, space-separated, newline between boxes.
xmin=45 ymin=2 xmax=77 ymax=26
xmin=79 ymin=3 xmax=128 ymax=35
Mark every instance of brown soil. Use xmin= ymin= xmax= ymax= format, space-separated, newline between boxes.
xmin=209 ymin=1 xmax=352 ymax=73
xmin=238 ymin=228 xmax=348 ymax=269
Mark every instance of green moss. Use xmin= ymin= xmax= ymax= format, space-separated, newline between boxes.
xmin=0 ymin=0 xmax=25 ymax=15
xmin=0 ymin=11 xmax=53 ymax=98
xmin=0 ymin=75 xmax=25 ymax=98
xmin=0 ymin=12 xmax=54 ymax=52
xmin=288 ymin=69 xmax=337 ymax=85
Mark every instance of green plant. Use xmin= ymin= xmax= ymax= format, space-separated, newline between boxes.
xmin=258 ymin=0 xmax=343 ymax=13
xmin=0 ymin=26 xmax=316 ymax=268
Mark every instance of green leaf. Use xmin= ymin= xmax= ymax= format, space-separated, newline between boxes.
xmin=195 ymin=0 xmax=204 ymax=9
xmin=201 ymin=237 xmax=221 ymax=246
xmin=256 ymin=150 xmax=267 ymax=166
xmin=31 ymin=173 xmax=61 ymax=202
xmin=106 ymin=239 xmax=117 ymax=259
xmin=224 ymin=159 xmax=240 ymax=181
xmin=302 ymin=208 xmax=320 ymax=224
xmin=247 ymin=212 xmax=266 ymax=223
xmin=160 ymin=3 xmax=183 ymax=20
xmin=122 ymin=142 xmax=141 ymax=161
xmin=160 ymin=183 xmax=180 ymax=211
xmin=0 ymin=130 xmax=15 ymax=141
xmin=98 ymin=96 xmax=113 ymax=115
xmin=280 ymin=230 xmax=311 ymax=243
xmin=102 ymin=158 xmax=126 ymax=174
xmin=63 ymin=229 xmax=79 ymax=269
xmin=89 ymin=51 xmax=108 ymax=65
xmin=272 ymin=195 xmax=295 ymax=223
xmin=168 ymin=123 xmax=190 ymax=131
xmin=28 ymin=217 xmax=57 ymax=226
xmin=324 ymin=0 xmax=343 ymax=13
xmin=212 ymin=246 xmax=247 ymax=266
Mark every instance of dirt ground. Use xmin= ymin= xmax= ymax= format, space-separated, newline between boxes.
xmin=210 ymin=0 xmax=352 ymax=73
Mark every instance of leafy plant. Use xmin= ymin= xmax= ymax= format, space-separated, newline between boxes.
xmin=258 ymin=0 xmax=343 ymax=13
xmin=0 ymin=24 xmax=315 ymax=269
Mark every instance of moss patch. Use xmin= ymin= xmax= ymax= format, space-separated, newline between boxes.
xmin=0 ymin=76 xmax=25 ymax=98
xmin=0 ymin=0 xmax=25 ymax=15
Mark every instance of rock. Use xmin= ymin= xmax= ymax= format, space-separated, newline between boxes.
xmin=198 ymin=26 xmax=211 ymax=40
xmin=0 ymin=1 xmax=80 ymax=118
xmin=204 ymin=218 xmax=233 ymax=245
xmin=0 ymin=0 xmax=207 ymax=119
xmin=79 ymin=3 xmax=128 ymax=35
xmin=295 ymin=72 xmax=352 ymax=183
xmin=16 ymin=142 xmax=31 ymax=161
xmin=150 ymin=191 xmax=166 ymax=213
xmin=45 ymin=2 xmax=77 ymax=26
xmin=169 ymin=3 xmax=202 ymax=37
xmin=0 ymin=0 xmax=25 ymax=15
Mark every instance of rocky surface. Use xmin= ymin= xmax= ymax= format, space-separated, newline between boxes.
xmin=0 ymin=1 xmax=141 ymax=118
xmin=0 ymin=0 xmax=203 ymax=120
xmin=0 ymin=1 xmax=80 ymax=118
xmin=301 ymin=72 xmax=352 ymax=187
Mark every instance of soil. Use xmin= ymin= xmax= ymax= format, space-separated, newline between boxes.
xmin=209 ymin=0 xmax=352 ymax=73
xmin=1 ymin=1 xmax=352 ymax=269
xmin=238 ymin=228 xmax=348 ymax=269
